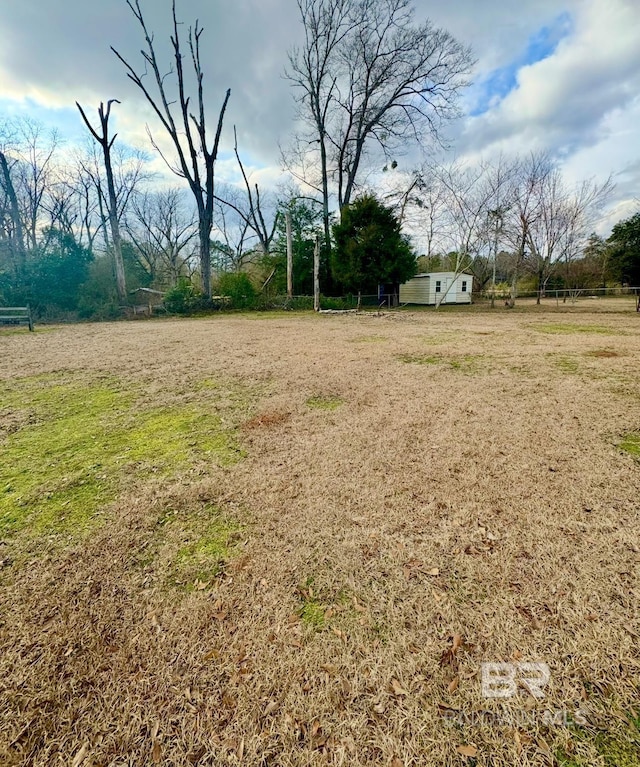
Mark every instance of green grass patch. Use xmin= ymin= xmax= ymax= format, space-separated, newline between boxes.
xmin=397 ymin=353 xmax=481 ymax=373
xmin=593 ymin=731 xmax=640 ymax=767
xmin=553 ymin=355 xmax=580 ymax=374
xmin=531 ymin=322 xmax=621 ymax=335
xmin=168 ymin=507 xmax=240 ymax=589
xmin=298 ymin=576 xmax=326 ymax=629
xmin=558 ymin=714 xmax=640 ymax=767
xmin=619 ymin=432 xmax=640 ymax=458
xmin=0 ymin=373 xmax=244 ymax=540
xmin=306 ymin=394 xmax=344 ymax=410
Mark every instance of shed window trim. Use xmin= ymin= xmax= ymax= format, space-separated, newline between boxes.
xmin=435 ymin=280 xmax=441 ymax=292
xmin=461 ymin=280 xmax=467 ymax=292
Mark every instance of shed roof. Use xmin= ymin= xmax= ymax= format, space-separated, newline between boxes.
xmin=411 ymin=271 xmax=473 ymax=279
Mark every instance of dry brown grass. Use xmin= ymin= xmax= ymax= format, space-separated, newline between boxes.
xmin=0 ymin=306 xmax=639 ymax=767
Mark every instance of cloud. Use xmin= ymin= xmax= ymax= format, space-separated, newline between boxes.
xmin=460 ymin=0 xmax=640 ymax=157
xmin=468 ymin=12 xmax=573 ymax=117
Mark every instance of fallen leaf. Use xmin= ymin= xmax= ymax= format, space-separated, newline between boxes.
xmin=152 ymin=741 xmax=162 ymax=763
xmin=391 ymin=759 xmax=403 ymax=767
xmin=447 ymin=676 xmax=459 ymax=694
xmin=428 ymin=567 xmax=440 ymax=576
xmin=72 ymin=743 xmax=89 ymax=767
xmin=457 ymin=744 xmax=478 ymax=757
xmin=353 ymin=597 xmax=367 ymax=613
xmin=373 ymin=700 xmax=386 ymax=714
xmin=452 ymin=634 xmax=463 ymax=652
xmin=390 ymin=678 xmax=409 ymax=696
xmin=187 ymin=746 xmax=206 ymax=764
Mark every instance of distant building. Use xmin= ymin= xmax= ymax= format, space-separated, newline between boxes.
xmin=399 ymin=272 xmax=473 ymax=306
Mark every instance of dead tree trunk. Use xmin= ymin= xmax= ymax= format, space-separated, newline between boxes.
xmin=111 ymin=0 xmax=230 ymax=299
xmin=0 ymin=150 xmax=27 ymax=276
xmin=76 ymin=100 xmax=127 ymax=303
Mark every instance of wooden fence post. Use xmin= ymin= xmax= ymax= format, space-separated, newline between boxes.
xmin=286 ymin=210 xmax=293 ymax=299
xmin=313 ymin=235 xmax=320 ymax=312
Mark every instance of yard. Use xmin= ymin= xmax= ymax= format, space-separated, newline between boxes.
xmin=0 ymin=304 xmax=639 ymax=767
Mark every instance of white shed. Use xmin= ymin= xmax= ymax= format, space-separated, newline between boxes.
xmin=399 ymin=272 xmax=473 ymax=306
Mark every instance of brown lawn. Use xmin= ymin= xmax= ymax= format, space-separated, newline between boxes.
xmin=0 ymin=304 xmax=639 ymax=767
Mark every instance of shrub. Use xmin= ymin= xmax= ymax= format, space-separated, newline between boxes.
xmin=164 ymin=278 xmax=203 ymax=314
xmin=216 ymin=272 xmax=257 ymax=309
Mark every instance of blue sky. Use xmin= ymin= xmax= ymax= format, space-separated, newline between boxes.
xmin=469 ymin=12 xmax=574 ymax=117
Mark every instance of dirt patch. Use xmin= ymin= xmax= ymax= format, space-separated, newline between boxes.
xmin=243 ymin=410 xmax=291 ymax=429
xmin=587 ymin=349 xmax=621 ymax=358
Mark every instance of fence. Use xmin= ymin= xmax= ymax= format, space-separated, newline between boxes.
xmin=477 ymin=285 xmax=640 ymax=310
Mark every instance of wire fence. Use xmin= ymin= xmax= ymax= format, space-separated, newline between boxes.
xmin=476 ymin=285 xmax=640 ymax=310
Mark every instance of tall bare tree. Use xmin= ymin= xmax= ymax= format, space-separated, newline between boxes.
xmin=76 ymin=100 xmax=128 ymax=302
xmin=286 ymin=0 xmax=354 ymax=254
xmin=112 ymin=0 xmax=230 ymax=299
xmin=287 ymin=0 xmax=473 ymax=253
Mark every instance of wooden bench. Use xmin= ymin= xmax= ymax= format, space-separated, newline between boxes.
xmin=0 ymin=306 xmax=33 ymax=332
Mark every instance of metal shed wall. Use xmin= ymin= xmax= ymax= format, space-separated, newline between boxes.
xmin=399 ymin=276 xmax=430 ymax=304
xmin=400 ymin=273 xmax=473 ymax=305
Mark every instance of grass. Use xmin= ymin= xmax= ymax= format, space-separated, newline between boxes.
xmin=553 ymin=355 xmax=581 ymax=373
xmin=531 ymin=322 xmax=623 ymax=335
xmin=557 ymin=717 xmax=640 ymax=767
xmin=397 ymin=352 xmax=481 ymax=372
xmin=306 ymin=394 xmax=344 ymax=410
xmin=619 ymin=432 xmax=640 ymax=458
xmin=170 ymin=508 xmax=240 ymax=588
xmin=0 ymin=373 xmax=243 ymax=540
xmin=0 ymin=310 xmax=638 ymax=767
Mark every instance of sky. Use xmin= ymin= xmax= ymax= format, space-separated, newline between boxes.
xmin=1 ymin=0 xmax=639 ymax=234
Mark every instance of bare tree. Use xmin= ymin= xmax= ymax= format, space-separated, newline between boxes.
xmin=511 ymin=154 xmax=613 ymax=303
xmin=76 ymin=100 xmax=128 ymax=301
xmin=213 ymin=128 xmax=280 ymax=266
xmin=0 ymin=149 xmax=26 ymax=275
xmin=112 ymin=0 xmax=230 ymax=299
xmin=286 ymin=0 xmax=354 ymax=254
xmin=0 ymin=118 xmax=71 ymax=276
xmin=212 ymin=197 xmax=252 ymax=273
xmin=125 ymin=187 xmax=199 ymax=285
xmin=287 ymin=0 xmax=473 ymax=251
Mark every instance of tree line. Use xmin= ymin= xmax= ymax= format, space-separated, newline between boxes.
xmin=0 ymin=0 xmax=637 ymax=319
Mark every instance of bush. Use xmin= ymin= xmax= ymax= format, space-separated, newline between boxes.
xmin=215 ymin=272 xmax=257 ymax=309
xmin=164 ymin=278 xmax=204 ymax=314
